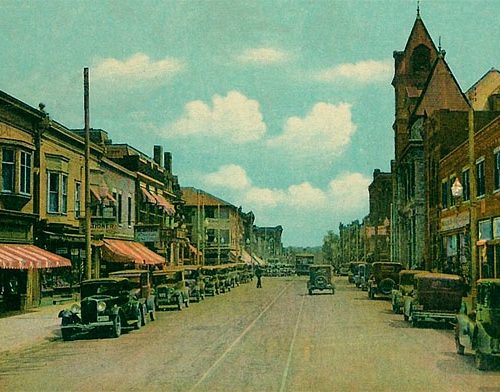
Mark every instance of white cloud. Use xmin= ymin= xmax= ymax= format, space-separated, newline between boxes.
xmin=236 ymin=47 xmax=290 ymax=64
xmin=313 ymin=59 xmax=392 ymax=83
xmin=267 ymin=102 xmax=356 ymax=156
xmin=93 ymin=52 xmax=184 ymax=85
xmin=286 ymin=182 xmax=328 ymax=208
xmin=166 ymin=91 xmax=266 ymax=143
xmin=327 ymin=172 xmax=371 ymax=212
xmin=244 ymin=187 xmax=284 ymax=208
xmin=204 ymin=164 xmax=252 ymax=190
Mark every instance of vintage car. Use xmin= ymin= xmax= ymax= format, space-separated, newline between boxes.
xmin=367 ymin=262 xmax=403 ymax=299
xmin=404 ymin=273 xmax=464 ymax=327
xmin=202 ymin=266 xmax=220 ymax=295
xmin=217 ymin=265 xmax=232 ymax=293
xmin=59 ymin=277 xmax=146 ymax=340
xmin=391 ymin=269 xmax=426 ymax=314
xmin=227 ymin=264 xmax=240 ymax=288
xmin=348 ymin=262 xmax=364 ymax=284
xmin=455 ymin=279 xmax=500 ymax=370
xmin=359 ymin=263 xmax=372 ymax=291
xmin=307 ymin=265 xmax=335 ymax=295
xmin=354 ymin=263 xmax=368 ymax=289
xmin=339 ymin=264 xmax=350 ymax=276
xmin=184 ymin=265 xmax=205 ymax=302
xmin=152 ymin=268 xmax=190 ymax=310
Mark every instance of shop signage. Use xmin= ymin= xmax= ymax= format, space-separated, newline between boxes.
xmin=135 ymin=230 xmax=159 ymax=242
xmin=440 ymin=211 xmax=470 ymax=232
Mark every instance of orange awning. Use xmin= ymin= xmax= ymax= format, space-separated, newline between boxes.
xmin=102 ymin=239 xmax=165 ymax=266
xmin=152 ymin=193 xmax=176 ymax=216
xmin=90 ymin=186 xmax=116 ymax=205
xmin=0 ymin=244 xmax=72 ymax=269
xmin=141 ymin=188 xmax=157 ymax=204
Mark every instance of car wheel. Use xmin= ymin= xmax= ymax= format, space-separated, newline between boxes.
xmin=149 ymin=303 xmax=156 ymax=321
xmin=111 ymin=315 xmax=121 ymax=338
xmin=61 ymin=328 xmax=74 ymax=341
xmin=475 ymin=351 xmax=490 ymax=371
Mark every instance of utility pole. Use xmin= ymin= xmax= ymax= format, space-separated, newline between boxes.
xmin=468 ymin=107 xmax=477 ymax=296
xmin=84 ymin=68 xmax=92 ymax=280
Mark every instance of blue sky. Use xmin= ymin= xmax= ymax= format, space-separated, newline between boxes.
xmin=1 ymin=1 xmax=498 ymax=246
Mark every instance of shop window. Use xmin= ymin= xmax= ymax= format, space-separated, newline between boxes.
xmin=476 ymin=158 xmax=485 ymax=197
xmin=493 ymin=217 xmax=500 ymax=239
xmin=2 ymin=148 xmax=15 ymax=192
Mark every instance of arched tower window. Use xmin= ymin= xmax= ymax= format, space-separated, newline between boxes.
xmin=411 ymin=44 xmax=431 ymax=73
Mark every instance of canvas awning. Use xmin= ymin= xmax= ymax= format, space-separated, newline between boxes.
xmin=240 ymin=250 xmax=253 ymax=265
xmin=0 ymin=244 xmax=72 ymax=269
xmin=102 ymin=239 xmax=165 ymax=266
xmin=188 ymin=244 xmax=202 ymax=257
xmin=90 ymin=185 xmax=116 ymax=204
xmin=151 ymin=193 xmax=176 ymax=216
xmin=141 ymin=188 xmax=157 ymax=204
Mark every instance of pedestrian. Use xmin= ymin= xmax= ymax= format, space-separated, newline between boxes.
xmin=255 ymin=266 xmax=262 ymax=288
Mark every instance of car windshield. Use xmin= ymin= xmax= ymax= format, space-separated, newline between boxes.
xmin=81 ymin=281 xmax=121 ymax=298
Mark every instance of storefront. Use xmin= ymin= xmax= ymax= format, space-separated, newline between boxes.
xmin=0 ymin=244 xmax=71 ymax=311
xmin=477 ymin=216 xmax=500 ymax=279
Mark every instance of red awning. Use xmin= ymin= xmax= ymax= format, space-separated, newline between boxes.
xmin=141 ymin=188 xmax=157 ymax=204
xmin=0 ymin=244 xmax=72 ymax=269
xmin=152 ymin=193 xmax=176 ymax=216
xmin=102 ymin=239 xmax=165 ymax=266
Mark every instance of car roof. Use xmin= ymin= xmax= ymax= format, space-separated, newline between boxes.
xmin=416 ymin=272 xmax=462 ymax=280
xmin=399 ymin=269 xmax=427 ymax=275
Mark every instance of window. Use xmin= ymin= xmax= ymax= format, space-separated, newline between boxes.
xmin=478 ymin=219 xmax=492 ymax=241
xmin=2 ymin=148 xmax=15 ymax=192
xmin=47 ymin=171 xmax=68 ymax=214
xmin=476 ymin=159 xmax=485 ymax=197
xmin=449 ymin=175 xmax=456 ymax=206
xmin=127 ymin=196 xmax=132 ymax=226
xmin=462 ymin=169 xmax=470 ymax=201
xmin=112 ymin=192 xmax=118 ymax=217
xmin=118 ymin=193 xmax=122 ymax=224
xmin=20 ymin=151 xmax=31 ymax=194
xmin=411 ymin=44 xmax=431 ymax=73
xmin=61 ymin=175 xmax=68 ymax=214
xmin=441 ymin=180 xmax=448 ymax=209
xmin=48 ymin=172 xmax=59 ymax=212
xmin=75 ymin=182 xmax=81 ymax=218
xmin=495 ymin=150 xmax=500 ymax=191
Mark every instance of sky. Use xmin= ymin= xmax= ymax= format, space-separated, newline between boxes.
xmin=1 ymin=1 xmax=499 ymax=246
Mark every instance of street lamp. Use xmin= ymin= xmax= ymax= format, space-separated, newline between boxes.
xmin=451 ymin=178 xmax=463 ymax=199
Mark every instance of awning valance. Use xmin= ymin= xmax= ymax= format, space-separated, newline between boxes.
xmin=102 ymin=239 xmax=165 ymax=266
xmin=0 ymin=244 xmax=72 ymax=269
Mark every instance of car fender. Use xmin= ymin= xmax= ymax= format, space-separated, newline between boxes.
xmin=475 ymin=323 xmax=492 ymax=353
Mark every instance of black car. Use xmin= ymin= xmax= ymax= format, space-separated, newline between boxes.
xmin=307 ymin=265 xmax=335 ymax=295
xmin=59 ymin=277 xmax=145 ymax=340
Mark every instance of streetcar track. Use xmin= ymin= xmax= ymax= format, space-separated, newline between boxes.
xmin=279 ymin=290 xmax=306 ymax=392
xmin=188 ymin=282 xmax=292 ymax=392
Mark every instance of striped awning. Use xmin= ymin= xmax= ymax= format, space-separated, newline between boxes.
xmin=241 ymin=250 xmax=253 ymax=265
xmin=152 ymin=193 xmax=176 ymax=216
xmin=102 ymin=239 xmax=165 ymax=266
xmin=0 ymin=244 xmax=72 ymax=269
xmin=252 ymin=254 xmax=266 ymax=266
xmin=141 ymin=188 xmax=157 ymax=204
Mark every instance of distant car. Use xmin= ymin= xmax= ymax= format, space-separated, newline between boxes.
xmin=367 ymin=262 xmax=403 ymax=299
xmin=307 ymin=265 xmax=335 ymax=295
xmin=152 ymin=268 xmax=190 ymax=310
xmin=391 ymin=270 xmax=426 ymax=314
xmin=339 ymin=264 xmax=350 ymax=276
xmin=184 ymin=265 xmax=205 ymax=302
xmin=202 ymin=266 xmax=220 ymax=296
xmin=455 ymin=279 xmax=500 ymax=370
xmin=59 ymin=276 xmax=148 ymax=340
xmin=405 ymin=273 xmax=464 ymax=327
xmin=348 ymin=262 xmax=364 ymax=284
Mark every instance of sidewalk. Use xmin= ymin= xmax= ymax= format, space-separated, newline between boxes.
xmin=0 ymin=302 xmax=71 ymax=355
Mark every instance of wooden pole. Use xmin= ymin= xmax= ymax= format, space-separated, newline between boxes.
xmin=468 ymin=107 xmax=477 ymax=295
xmin=84 ymin=68 xmax=92 ymax=280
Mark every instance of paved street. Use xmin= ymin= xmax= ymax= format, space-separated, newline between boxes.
xmin=0 ymin=277 xmax=499 ymax=392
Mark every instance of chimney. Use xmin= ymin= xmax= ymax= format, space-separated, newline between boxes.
xmin=153 ymin=145 xmax=163 ymax=167
xmin=373 ymin=169 xmax=381 ymax=179
xmin=164 ymin=152 xmax=172 ymax=173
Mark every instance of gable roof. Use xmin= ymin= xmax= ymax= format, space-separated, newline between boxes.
xmin=466 ymin=68 xmax=500 ymax=110
xmin=181 ymin=187 xmax=235 ymax=208
xmin=413 ymin=55 xmax=470 ymax=118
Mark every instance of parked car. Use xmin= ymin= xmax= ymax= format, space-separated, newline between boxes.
xmin=217 ymin=265 xmax=232 ymax=293
xmin=339 ymin=264 xmax=350 ymax=276
xmin=109 ymin=270 xmax=156 ymax=323
xmin=404 ymin=272 xmax=464 ymax=327
xmin=59 ymin=277 xmax=145 ymax=340
xmin=152 ymin=268 xmax=190 ymax=310
xmin=354 ymin=263 xmax=368 ymax=289
xmin=455 ymin=279 xmax=500 ymax=370
xmin=391 ymin=269 xmax=426 ymax=314
xmin=184 ymin=265 xmax=205 ymax=302
xmin=359 ymin=263 xmax=371 ymax=291
xmin=348 ymin=262 xmax=364 ymax=284
xmin=367 ymin=262 xmax=403 ymax=299
xmin=307 ymin=265 xmax=335 ymax=295
xmin=202 ymin=266 xmax=220 ymax=295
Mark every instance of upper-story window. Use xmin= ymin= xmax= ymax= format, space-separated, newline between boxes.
xmin=461 ymin=168 xmax=470 ymax=201
xmin=2 ymin=148 xmax=15 ymax=193
xmin=20 ymin=151 xmax=31 ymax=194
xmin=75 ymin=182 xmax=81 ymax=218
xmin=441 ymin=179 xmax=449 ymax=209
xmin=47 ymin=171 xmax=68 ymax=214
xmin=411 ymin=44 xmax=431 ymax=73
xmin=476 ymin=158 xmax=486 ymax=197
xmin=449 ymin=175 xmax=456 ymax=207
xmin=494 ymin=149 xmax=500 ymax=191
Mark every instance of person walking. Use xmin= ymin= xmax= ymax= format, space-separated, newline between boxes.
xmin=255 ymin=266 xmax=263 ymax=288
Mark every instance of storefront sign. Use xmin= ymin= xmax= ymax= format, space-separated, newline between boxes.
xmin=135 ymin=230 xmax=159 ymax=242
